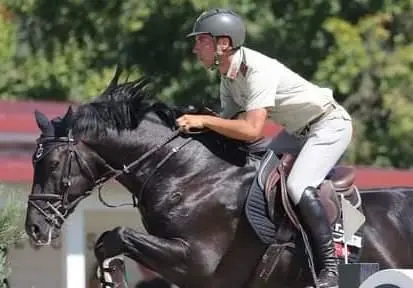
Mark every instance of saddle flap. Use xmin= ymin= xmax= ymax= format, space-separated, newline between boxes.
xmin=257 ymin=150 xmax=280 ymax=191
xmin=318 ymin=180 xmax=362 ymax=225
xmin=319 ymin=181 xmax=341 ymax=225
xmin=257 ymin=151 xmax=297 ymax=225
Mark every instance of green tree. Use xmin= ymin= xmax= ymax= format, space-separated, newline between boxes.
xmin=314 ymin=11 xmax=413 ymax=168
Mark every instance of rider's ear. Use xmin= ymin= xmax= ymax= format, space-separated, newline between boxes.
xmin=216 ymin=37 xmax=232 ymax=54
xmin=34 ymin=110 xmax=54 ymax=136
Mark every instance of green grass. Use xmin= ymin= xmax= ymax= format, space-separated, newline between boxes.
xmin=0 ymin=185 xmax=27 ymax=287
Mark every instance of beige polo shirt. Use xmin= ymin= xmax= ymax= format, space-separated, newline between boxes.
xmin=219 ymin=47 xmax=349 ymax=133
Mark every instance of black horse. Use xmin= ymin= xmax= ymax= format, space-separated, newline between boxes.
xmin=25 ymin=72 xmax=413 ymax=287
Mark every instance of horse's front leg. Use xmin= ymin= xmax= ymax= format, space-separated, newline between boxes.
xmin=94 ymin=226 xmax=190 ymax=286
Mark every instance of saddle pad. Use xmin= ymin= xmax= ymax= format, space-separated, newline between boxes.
xmin=245 ymin=175 xmax=279 ymax=245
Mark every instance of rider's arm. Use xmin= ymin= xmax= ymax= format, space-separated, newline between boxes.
xmin=203 ymin=109 xmax=268 ymax=141
xmin=203 ymin=70 xmax=276 ymax=142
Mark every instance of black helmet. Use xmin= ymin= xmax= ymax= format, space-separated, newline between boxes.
xmin=186 ymin=8 xmax=246 ymax=48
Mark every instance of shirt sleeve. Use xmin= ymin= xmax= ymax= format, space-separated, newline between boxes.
xmin=219 ymin=79 xmax=242 ymax=119
xmin=244 ymin=68 xmax=277 ymax=111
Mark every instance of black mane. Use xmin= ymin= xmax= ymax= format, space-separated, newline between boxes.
xmin=69 ymin=67 xmax=176 ymax=138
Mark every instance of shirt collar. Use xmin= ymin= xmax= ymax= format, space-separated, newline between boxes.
xmin=225 ymin=47 xmax=244 ymax=80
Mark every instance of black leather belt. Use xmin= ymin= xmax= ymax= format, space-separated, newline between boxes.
xmin=297 ymin=103 xmax=336 ymax=136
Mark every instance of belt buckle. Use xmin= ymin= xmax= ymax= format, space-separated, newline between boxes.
xmin=297 ymin=124 xmax=310 ymax=137
xmin=296 ymin=103 xmax=336 ymax=137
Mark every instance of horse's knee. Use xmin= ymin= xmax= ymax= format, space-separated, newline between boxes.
xmin=96 ymin=226 xmax=125 ymax=243
xmin=94 ymin=226 xmax=127 ymax=262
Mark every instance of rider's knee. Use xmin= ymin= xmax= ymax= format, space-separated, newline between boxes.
xmin=286 ymin=177 xmax=305 ymax=205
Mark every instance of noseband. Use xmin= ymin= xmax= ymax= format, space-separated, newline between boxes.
xmin=28 ymin=129 xmax=191 ymax=241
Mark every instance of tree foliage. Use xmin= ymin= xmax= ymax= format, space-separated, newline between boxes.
xmin=2 ymin=0 xmax=413 ymax=168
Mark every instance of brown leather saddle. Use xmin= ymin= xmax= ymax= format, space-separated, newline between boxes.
xmin=258 ymin=150 xmax=360 ymax=226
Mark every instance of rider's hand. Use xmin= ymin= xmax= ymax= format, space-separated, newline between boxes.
xmin=176 ymin=114 xmax=205 ymax=133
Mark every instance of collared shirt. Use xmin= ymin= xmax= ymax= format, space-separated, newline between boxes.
xmin=219 ymin=47 xmax=351 ymax=134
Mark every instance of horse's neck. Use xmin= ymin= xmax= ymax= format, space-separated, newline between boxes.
xmin=89 ymin=121 xmax=257 ymax=197
xmin=96 ymin=127 xmax=160 ymax=161
xmin=87 ymin=120 xmax=175 ymax=178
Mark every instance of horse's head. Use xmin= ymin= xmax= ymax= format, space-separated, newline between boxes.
xmin=25 ymin=107 xmax=103 ymax=245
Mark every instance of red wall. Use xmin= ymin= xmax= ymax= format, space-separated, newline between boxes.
xmin=2 ymin=100 xmax=413 ymax=187
xmin=0 ymin=100 xmax=72 ymax=133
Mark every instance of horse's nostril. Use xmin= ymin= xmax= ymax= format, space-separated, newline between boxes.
xmin=30 ymin=224 xmax=40 ymax=238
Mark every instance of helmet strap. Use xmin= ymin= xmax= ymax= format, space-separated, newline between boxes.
xmin=211 ymin=36 xmax=223 ymax=70
xmin=212 ymin=53 xmax=221 ymax=69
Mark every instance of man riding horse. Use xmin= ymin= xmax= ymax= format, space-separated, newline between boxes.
xmin=177 ymin=8 xmax=353 ymax=288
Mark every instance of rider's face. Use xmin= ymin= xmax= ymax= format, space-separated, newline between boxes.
xmin=193 ymin=34 xmax=216 ymax=68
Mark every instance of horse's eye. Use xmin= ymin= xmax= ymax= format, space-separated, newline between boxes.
xmin=49 ymin=160 xmax=59 ymax=170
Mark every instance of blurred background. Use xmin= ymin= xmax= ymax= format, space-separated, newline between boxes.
xmin=2 ymin=0 xmax=413 ymax=287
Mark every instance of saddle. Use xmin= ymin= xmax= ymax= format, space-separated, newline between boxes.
xmin=257 ymin=150 xmax=360 ymax=226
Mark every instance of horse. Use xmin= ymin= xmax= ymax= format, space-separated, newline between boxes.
xmin=25 ymin=71 xmax=413 ymax=288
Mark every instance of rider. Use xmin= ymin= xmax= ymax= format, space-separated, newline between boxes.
xmin=177 ymin=8 xmax=352 ymax=288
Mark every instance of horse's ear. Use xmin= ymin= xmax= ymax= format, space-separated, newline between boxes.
xmin=62 ymin=106 xmax=74 ymax=128
xmin=34 ymin=110 xmax=54 ymax=136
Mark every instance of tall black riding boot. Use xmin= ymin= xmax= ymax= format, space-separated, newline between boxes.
xmin=297 ymin=187 xmax=338 ymax=288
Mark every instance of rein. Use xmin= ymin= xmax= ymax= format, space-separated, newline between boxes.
xmin=95 ymin=129 xmax=192 ymax=208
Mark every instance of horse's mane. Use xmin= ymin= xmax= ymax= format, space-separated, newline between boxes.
xmin=60 ymin=66 xmax=251 ymax=165
xmin=70 ymin=67 xmax=174 ymax=138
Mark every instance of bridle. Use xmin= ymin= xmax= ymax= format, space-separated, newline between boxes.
xmin=28 ymin=128 xmax=192 ymax=245
xmin=28 ymin=132 xmax=95 ymax=239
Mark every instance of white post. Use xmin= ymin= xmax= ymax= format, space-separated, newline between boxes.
xmin=62 ymin=207 xmax=86 ymax=288
xmin=341 ymin=194 xmax=349 ymax=264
